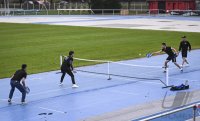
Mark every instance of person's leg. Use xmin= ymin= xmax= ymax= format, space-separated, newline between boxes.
xmin=15 ymin=83 xmax=26 ymax=102
xmin=172 ymin=57 xmax=182 ymax=70
xmin=8 ymin=81 xmax=15 ymax=101
xmin=60 ymin=71 xmax=66 ymax=83
xmin=174 ymin=62 xmax=181 ymax=69
xmin=164 ymin=56 xmax=171 ymax=68
xmin=182 ymin=57 xmax=186 ymax=66
xmin=185 ymin=58 xmax=189 ymax=64
xmin=182 ymin=51 xmax=189 ymax=65
xmin=163 ymin=60 xmax=170 ymax=72
xmin=66 ymin=71 xmax=75 ymax=84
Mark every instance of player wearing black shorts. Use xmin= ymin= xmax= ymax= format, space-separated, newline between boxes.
xmin=152 ymin=43 xmax=182 ymax=72
xmin=178 ymin=36 xmax=191 ymax=67
xmin=8 ymin=64 xmax=27 ymax=104
xmin=59 ymin=51 xmax=78 ymax=88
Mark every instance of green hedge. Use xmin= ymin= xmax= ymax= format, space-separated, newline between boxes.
xmin=91 ymin=0 xmax=121 ymax=14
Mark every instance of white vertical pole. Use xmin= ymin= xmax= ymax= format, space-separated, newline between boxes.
xmin=107 ymin=61 xmax=111 ymax=80
xmin=166 ymin=67 xmax=169 ymax=86
xmin=49 ymin=3 xmax=50 ymax=10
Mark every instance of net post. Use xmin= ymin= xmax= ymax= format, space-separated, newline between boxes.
xmin=60 ymin=55 xmax=63 ymax=66
xmin=107 ymin=61 xmax=111 ymax=80
xmin=166 ymin=67 xmax=169 ymax=86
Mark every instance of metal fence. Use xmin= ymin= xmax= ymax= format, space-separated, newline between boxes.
xmin=1 ymin=2 xmax=199 ymax=16
xmin=0 ymin=8 xmax=164 ymax=16
xmin=0 ymin=2 xmax=148 ymax=10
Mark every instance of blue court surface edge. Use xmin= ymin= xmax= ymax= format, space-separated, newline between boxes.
xmin=0 ymin=49 xmax=199 ymax=121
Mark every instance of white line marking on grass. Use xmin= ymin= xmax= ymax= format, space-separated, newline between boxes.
xmin=39 ymin=107 xmax=67 ymax=114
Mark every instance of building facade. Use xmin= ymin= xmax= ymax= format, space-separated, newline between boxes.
xmin=148 ymin=0 xmax=196 ymax=11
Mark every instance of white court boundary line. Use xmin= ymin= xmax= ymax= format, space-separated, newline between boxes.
xmin=39 ymin=107 xmax=67 ymax=114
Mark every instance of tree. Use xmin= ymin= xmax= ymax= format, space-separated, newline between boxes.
xmin=91 ymin=0 xmax=121 ymax=13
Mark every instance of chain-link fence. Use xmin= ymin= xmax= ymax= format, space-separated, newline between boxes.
xmin=0 ymin=2 xmax=150 ymax=16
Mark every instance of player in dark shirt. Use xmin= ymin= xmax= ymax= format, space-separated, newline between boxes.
xmin=178 ymin=36 xmax=191 ymax=67
xmin=8 ymin=64 xmax=27 ymax=104
xmin=59 ymin=51 xmax=78 ymax=88
xmin=152 ymin=43 xmax=182 ymax=72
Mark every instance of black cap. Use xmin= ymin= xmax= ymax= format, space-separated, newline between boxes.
xmin=69 ymin=51 xmax=74 ymax=56
xmin=162 ymin=43 xmax=166 ymax=46
xmin=22 ymin=64 xmax=27 ymax=69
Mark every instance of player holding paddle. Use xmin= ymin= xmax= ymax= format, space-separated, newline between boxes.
xmin=8 ymin=64 xmax=28 ymax=104
xmin=59 ymin=51 xmax=78 ymax=88
xmin=149 ymin=43 xmax=182 ymax=72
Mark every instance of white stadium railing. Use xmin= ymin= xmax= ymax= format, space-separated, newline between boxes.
xmin=139 ymin=102 xmax=200 ymax=121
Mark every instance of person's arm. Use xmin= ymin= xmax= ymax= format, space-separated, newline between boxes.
xmin=11 ymin=75 xmax=14 ymax=79
xmin=70 ymin=60 xmax=74 ymax=71
xmin=21 ymin=78 xmax=26 ymax=87
xmin=172 ymin=47 xmax=178 ymax=54
xmin=152 ymin=50 xmax=162 ymax=55
xmin=188 ymin=41 xmax=191 ymax=52
xmin=178 ymin=42 xmax=182 ymax=52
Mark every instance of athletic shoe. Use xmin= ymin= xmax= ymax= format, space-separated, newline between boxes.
xmin=21 ymin=101 xmax=27 ymax=105
xmin=8 ymin=99 xmax=12 ymax=104
xmin=185 ymin=64 xmax=190 ymax=67
xmin=72 ymin=84 xmax=79 ymax=88
xmin=59 ymin=82 xmax=63 ymax=86
xmin=180 ymin=68 xmax=183 ymax=72
xmin=163 ymin=70 xmax=166 ymax=73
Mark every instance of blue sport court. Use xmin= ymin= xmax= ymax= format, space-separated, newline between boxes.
xmin=0 ymin=49 xmax=200 ymax=121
